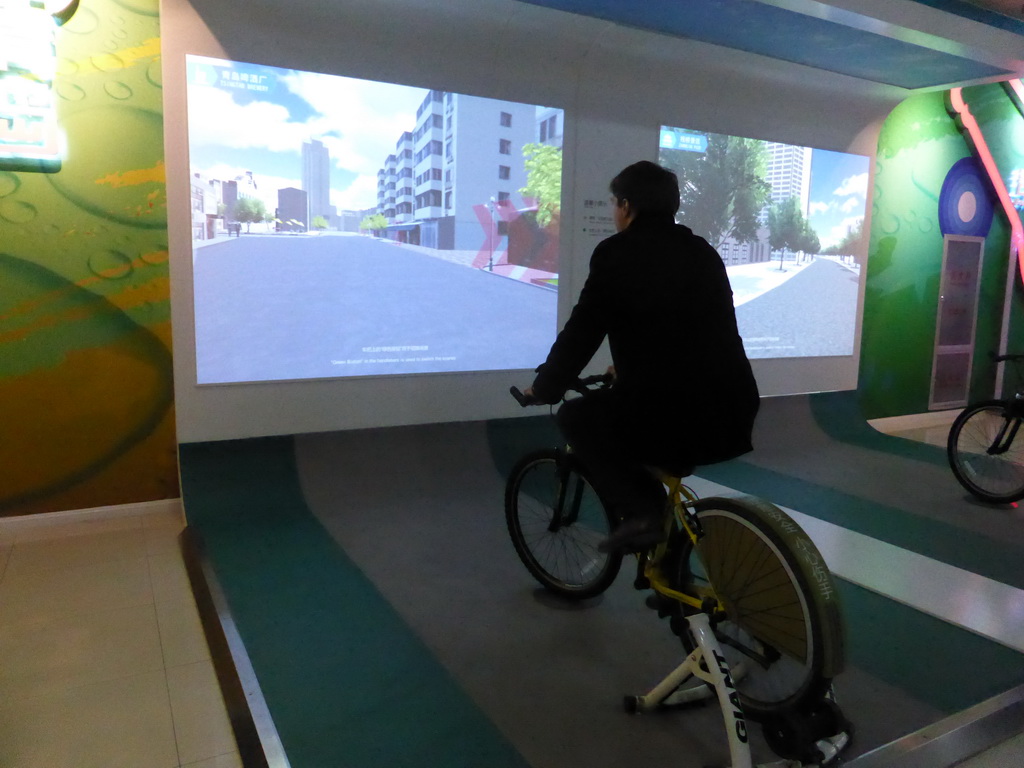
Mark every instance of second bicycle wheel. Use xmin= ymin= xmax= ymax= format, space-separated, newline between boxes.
xmin=947 ymin=400 xmax=1024 ymax=504
xmin=505 ymin=449 xmax=622 ymax=599
xmin=665 ymin=496 xmax=845 ymax=717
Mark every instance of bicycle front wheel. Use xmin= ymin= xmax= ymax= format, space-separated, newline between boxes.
xmin=505 ymin=449 xmax=622 ymax=600
xmin=665 ymin=496 xmax=844 ymax=717
xmin=948 ymin=400 xmax=1024 ymax=504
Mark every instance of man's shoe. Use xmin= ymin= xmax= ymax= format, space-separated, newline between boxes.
xmin=598 ymin=515 xmax=665 ymax=553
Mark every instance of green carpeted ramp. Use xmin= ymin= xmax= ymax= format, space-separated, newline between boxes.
xmin=179 ymin=436 xmax=531 ymax=768
xmin=177 ymin=396 xmax=1024 ymax=765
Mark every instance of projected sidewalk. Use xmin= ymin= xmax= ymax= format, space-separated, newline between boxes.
xmin=193 ymin=233 xmax=557 ymax=384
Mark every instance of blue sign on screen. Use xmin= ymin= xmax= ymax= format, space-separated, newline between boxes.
xmin=660 ymin=129 xmax=707 ymax=153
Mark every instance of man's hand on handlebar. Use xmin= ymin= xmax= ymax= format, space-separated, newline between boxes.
xmin=510 ymin=371 xmax=614 ymax=408
xmin=509 ymin=385 xmax=548 ymax=407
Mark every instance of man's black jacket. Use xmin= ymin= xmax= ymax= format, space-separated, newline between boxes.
xmin=531 ymin=213 xmax=759 ymax=465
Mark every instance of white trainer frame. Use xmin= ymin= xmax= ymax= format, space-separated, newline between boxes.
xmin=627 ymin=612 xmax=849 ymax=768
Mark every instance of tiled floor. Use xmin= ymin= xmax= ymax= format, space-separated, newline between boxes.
xmin=867 ymin=409 xmax=958 ymax=449
xmin=0 ymin=504 xmax=240 ymax=768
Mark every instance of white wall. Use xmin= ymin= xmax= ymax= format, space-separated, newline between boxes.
xmin=162 ymin=0 xmax=907 ymax=442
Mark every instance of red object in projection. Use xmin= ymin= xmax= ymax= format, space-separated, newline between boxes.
xmin=472 ymin=200 xmax=520 ymax=269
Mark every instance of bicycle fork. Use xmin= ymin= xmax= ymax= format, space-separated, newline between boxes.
xmin=987 ymin=415 xmax=1022 ymax=455
xmin=550 ymin=452 xmax=585 ymax=531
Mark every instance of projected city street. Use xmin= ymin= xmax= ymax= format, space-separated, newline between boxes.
xmin=731 ymin=257 xmax=859 ymax=358
xmin=193 ymin=233 xmax=556 ymax=384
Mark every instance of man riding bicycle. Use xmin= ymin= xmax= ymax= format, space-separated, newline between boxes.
xmin=523 ymin=160 xmax=759 ymax=553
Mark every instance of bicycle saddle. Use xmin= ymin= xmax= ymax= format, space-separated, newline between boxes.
xmin=648 ymin=462 xmax=695 ymax=480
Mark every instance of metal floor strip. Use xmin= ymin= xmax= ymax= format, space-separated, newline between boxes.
xmin=179 ymin=527 xmax=290 ymax=768
xmin=844 ymin=683 xmax=1024 ymax=768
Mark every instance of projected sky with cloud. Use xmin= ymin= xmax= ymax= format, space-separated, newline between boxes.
xmin=807 ymin=150 xmax=869 ymax=250
xmin=187 ymin=57 xmax=428 ymax=213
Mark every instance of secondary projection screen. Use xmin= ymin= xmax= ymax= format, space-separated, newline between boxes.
xmin=186 ymin=55 xmax=563 ymax=385
xmin=658 ymin=125 xmax=870 ymax=360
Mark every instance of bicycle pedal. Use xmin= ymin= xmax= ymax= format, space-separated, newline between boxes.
xmin=644 ymin=593 xmax=673 ymax=618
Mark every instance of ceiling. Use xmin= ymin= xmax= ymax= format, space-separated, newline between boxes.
xmin=513 ymin=0 xmax=1024 ymax=89
xmin=960 ymin=0 xmax=1024 ymax=23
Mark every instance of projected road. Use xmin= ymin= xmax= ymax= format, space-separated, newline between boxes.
xmin=735 ymin=258 xmax=859 ymax=358
xmin=193 ymin=233 xmax=557 ymax=384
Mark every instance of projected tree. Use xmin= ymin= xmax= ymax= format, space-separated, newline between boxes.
xmin=662 ymin=135 xmax=771 ymax=249
xmin=234 ymin=197 xmax=267 ymax=233
xmin=360 ymin=213 xmax=388 ymax=235
xmin=767 ymin=196 xmax=819 ymax=269
xmin=520 ymin=143 xmax=562 ymax=227
xmin=824 ymin=219 xmax=865 ymax=260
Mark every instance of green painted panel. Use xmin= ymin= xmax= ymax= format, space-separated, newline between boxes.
xmin=861 ymin=92 xmax=968 ymax=418
xmin=860 ymin=85 xmax=1024 ymax=418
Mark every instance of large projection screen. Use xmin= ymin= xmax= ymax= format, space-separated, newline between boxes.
xmin=163 ymin=0 xmax=893 ymax=442
xmin=658 ymin=124 xmax=870 ymax=362
xmin=186 ymin=55 xmax=563 ymax=386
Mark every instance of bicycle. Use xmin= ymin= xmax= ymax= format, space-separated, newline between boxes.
xmin=947 ymin=353 xmax=1024 ymax=504
xmin=506 ymin=375 xmax=851 ymax=767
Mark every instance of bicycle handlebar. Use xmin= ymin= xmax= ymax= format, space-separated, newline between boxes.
xmin=509 ymin=386 xmax=536 ymax=407
xmin=510 ymin=373 xmax=613 ymax=408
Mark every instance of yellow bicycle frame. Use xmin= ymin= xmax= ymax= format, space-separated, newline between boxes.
xmin=641 ymin=472 xmax=723 ymax=613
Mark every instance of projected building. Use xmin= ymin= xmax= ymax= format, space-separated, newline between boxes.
xmin=375 ymin=89 xmax=537 ymax=250
xmin=222 ymin=179 xmax=238 ymax=219
xmin=765 ymin=142 xmax=812 ymax=215
xmin=302 ymin=138 xmax=333 ymax=226
xmin=393 ymin=132 xmax=415 ymax=225
xmin=338 ymin=208 xmax=372 ymax=232
xmin=187 ymin=170 xmax=268 ymax=241
xmin=278 ymin=187 xmax=308 ymax=231
xmin=378 ymin=151 xmax=398 ymax=221
xmin=190 ymin=172 xmax=224 ymax=240
xmin=537 ymin=107 xmax=562 ymax=148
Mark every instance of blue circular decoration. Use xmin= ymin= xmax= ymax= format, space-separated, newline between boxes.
xmin=938 ymin=157 xmax=994 ymax=237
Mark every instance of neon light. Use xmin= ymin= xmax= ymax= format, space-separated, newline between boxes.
xmin=1010 ymin=78 xmax=1024 ymax=106
xmin=949 ymin=86 xmax=1024 ymax=285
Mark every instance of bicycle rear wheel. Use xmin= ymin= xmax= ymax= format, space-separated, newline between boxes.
xmin=947 ymin=400 xmax=1024 ymax=504
xmin=665 ymin=496 xmax=844 ymax=717
xmin=505 ymin=449 xmax=622 ymax=599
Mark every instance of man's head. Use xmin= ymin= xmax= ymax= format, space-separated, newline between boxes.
xmin=609 ymin=161 xmax=680 ymax=231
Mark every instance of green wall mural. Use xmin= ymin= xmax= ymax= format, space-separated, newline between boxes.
xmin=0 ymin=0 xmax=176 ymax=516
xmin=860 ymin=84 xmax=1024 ymax=419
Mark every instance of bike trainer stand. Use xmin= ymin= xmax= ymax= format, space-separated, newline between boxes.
xmin=624 ymin=612 xmax=850 ymax=768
